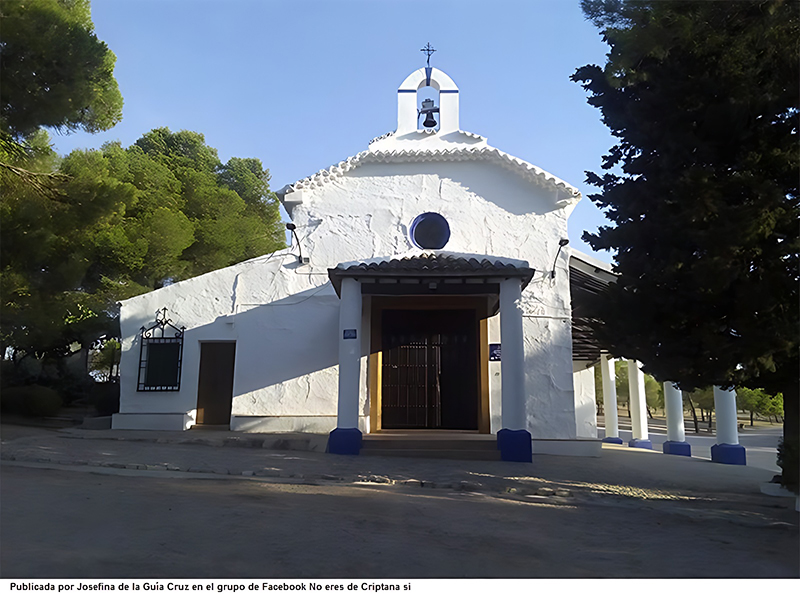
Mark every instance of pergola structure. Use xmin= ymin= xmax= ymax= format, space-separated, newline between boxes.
xmin=568 ymin=252 xmax=746 ymax=465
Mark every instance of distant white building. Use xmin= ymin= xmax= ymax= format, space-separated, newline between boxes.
xmin=113 ymin=65 xmax=614 ymax=461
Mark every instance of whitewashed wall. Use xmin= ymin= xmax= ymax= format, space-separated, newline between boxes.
xmin=572 ymin=362 xmax=599 ymax=439
xmin=116 ymin=145 xmax=581 ymax=439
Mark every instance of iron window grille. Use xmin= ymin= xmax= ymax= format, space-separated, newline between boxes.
xmin=137 ymin=308 xmax=185 ymax=391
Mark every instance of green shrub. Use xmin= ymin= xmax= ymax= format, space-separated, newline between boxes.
xmin=89 ymin=381 xmax=120 ymax=416
xmin=53 ymin=372 xmax=95 ymax=405
xmin=0 ymin=360 xmax=21 ymax=390
xmin=0 ymin=385 xmax=24 ymax=414
xmin=0 ymin=385 xmax=62 ymax=417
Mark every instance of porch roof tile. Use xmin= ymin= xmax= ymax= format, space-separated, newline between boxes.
xmin=328 ymin=254 xmax=534 ymax=296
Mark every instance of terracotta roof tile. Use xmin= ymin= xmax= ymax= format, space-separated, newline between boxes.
xmin=328 ymin=254 xmax=534 ymax=296
xmin=346 ymin=254 xmax=523 ymax=273
xmin=277 ymin=143 xmax=580 ymax=205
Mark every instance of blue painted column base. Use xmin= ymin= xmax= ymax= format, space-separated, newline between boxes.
xmin=663 ymin=440 xmax=692 ymax=457
xmin=628 ymin=438 xmax=653 ymax=449
xmin=327 ymin=427 xmax=362 ymax=455
xmin=602 ymin=436 xmax=624 ymax=444
xmin=711 ymin=443 xmax=746 ymax=465
xmin=497 ymin=429 xmax=532 ymax=463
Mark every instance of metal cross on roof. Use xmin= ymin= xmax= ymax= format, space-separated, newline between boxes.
xmin=420 ymin=42 xmax=436 ymax=67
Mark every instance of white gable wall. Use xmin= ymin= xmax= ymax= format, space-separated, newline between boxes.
xmin=290 ymin=159 xmax=579 ymax=439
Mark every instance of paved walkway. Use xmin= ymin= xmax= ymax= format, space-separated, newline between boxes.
xmin=2 ymin=423 xmax=797 ymax=513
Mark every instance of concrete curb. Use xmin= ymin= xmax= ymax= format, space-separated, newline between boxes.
xmin=57 ymin=427 xmax=329 ymax=453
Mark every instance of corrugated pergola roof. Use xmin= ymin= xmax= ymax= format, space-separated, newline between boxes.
xmin=569 ymin=258 xmax=617 ymax=362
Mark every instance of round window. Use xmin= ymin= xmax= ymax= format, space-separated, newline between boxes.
xmin=410 ymin=212 xmax=450 ymax=249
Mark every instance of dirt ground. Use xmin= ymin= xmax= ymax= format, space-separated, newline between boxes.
xmin=1 ymin=464 xmax=797 ymax=578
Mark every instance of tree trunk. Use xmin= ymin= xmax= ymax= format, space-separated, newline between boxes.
xmin=780 ymin=379 xmax=799 ymax=493
xmin=750 ymin=410 xmax=754 ymax=426
xmin=81 ymin=346 xmax=89 ymax=376
xmin=686 ymin=394 xmax=700 ymax=434
xmin=708 ymin=410 xmax=713 ymax=431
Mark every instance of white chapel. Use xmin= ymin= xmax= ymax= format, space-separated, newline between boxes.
xmin=113 ymin=63 xmax=619 ymax=462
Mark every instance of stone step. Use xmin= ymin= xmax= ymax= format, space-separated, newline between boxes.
xmin=361 ymin=438 xmax=497 ymax=451
xmin=360 ymin=448 xmax=502 ymax=461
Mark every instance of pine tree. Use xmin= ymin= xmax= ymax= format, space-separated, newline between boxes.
xmin=573 ymin=0 xmax=799 ymax=489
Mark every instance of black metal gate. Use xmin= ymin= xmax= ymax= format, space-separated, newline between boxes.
xmin=381 ymin=309 xmax=478 ymax=430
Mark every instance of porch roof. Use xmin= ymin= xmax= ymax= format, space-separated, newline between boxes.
xmin=328 ymin=253 xmax=535 ymax=297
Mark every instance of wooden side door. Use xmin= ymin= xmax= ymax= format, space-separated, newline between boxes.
xmin=195 ymin=342 xmax=236 ymax=426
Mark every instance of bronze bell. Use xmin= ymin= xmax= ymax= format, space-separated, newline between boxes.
xmin=419 ymin=98 xmax=439 ymax=128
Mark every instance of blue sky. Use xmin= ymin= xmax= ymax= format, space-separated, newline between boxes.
xmin=49 ymin=0 xmax=617 ymax=262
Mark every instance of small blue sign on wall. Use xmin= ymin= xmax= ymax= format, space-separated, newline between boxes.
xmin=343 ymin=329 xmax=357 ymax=340
xmin=489 ymin=343 xmax=501 ymax=361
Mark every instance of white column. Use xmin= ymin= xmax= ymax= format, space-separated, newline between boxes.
xmin=627 ymin=360 xmax=649 ymax=442
xmin=664 ymin=382 xmax=686 ymax=442
xmin=500 ymin=278 xmax=526 ymax=431
xmin=336 ymin=278 xmax=362 ymax=429
xmin=713 ymin=386 xmax=739 ymax=445
xmin=600 ymin=355 xmax=620 ymax=440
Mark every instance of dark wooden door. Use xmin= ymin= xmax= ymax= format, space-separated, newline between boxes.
xmin=196 ymin=342 xmax=236 ymax=426
xmin=381 ymin=309 xmax=478 ymax=430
